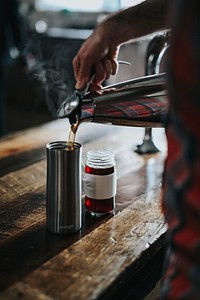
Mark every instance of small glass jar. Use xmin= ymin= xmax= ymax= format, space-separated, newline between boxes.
xmin=84 ymin=149 xmax=117 ymax=216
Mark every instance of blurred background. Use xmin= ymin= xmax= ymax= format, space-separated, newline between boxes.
xmin=2 ymin=0 xmax=156 ymax=136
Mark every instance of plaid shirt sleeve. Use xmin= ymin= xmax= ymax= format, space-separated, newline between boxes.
xmin=161 ymin=0 xmax=200 ymax=299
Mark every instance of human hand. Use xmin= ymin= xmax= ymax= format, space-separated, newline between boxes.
xmin=73 ymin=26 xmax=120 ymax=91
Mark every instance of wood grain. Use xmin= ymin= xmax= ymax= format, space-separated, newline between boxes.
xmin=0 ymin=120 xmax=167 ymax=299
xmin=0 ymin=191 xmax=167 ymax=300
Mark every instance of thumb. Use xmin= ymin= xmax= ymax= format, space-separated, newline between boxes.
xmin=74 ymin=61 xmax=92 ymax=90
xmin=75 ymin=78 xmax=88 ymax=90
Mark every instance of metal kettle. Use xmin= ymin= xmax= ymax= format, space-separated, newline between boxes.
xmin=57 ymin=34 xmax=169 ymax=129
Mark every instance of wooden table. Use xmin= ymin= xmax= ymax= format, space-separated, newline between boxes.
xmin=0 ymin=120 xmax=167 ymax=300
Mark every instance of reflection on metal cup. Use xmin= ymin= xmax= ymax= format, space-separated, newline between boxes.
xmin=46 ymin=141 xmax=82 ymax=234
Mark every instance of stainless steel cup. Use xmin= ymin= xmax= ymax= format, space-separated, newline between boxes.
xmin=46 ymin=141 xmax=82 ymax=234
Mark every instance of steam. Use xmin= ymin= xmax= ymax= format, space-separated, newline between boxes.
xmin=29 ymin=41 xmax=75 ymax=117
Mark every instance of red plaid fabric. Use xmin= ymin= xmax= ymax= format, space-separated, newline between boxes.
xmin=81 ymin=96 xmax=168 ymax=123
xmin=97 ymin=97 xmax=167 ymax=119
xmin=161 ymin=1 xmax=200 ymax=299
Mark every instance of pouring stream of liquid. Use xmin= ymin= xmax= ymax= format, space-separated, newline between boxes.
xmin=67 ymin=122 xmax=79 ymax=150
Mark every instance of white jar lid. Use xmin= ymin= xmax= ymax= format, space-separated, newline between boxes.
xmin=85 ymin=149 xmax=115 ymax=168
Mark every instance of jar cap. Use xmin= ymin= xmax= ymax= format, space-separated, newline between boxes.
xmin=85 ymin=149 xmax=115 ymax=168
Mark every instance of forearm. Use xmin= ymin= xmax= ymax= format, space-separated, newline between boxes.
xmin=96 ymin=0 xmax=171 ymax=46
xmin=73 ymin=0 xmax=172 ymax=89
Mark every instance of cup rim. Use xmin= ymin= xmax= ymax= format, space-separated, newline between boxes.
xmin=46 ymin=141 xmax=82 ymax=151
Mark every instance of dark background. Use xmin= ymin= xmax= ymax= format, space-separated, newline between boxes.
xmin=4 ymin=1 xmax=150 ymax=135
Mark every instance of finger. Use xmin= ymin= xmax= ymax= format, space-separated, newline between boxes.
xmin=102 ymin=58 xmax=113 ymax=80
xmin=107 ymin=45 xmax=120 ymax=75
xmin=93 ymin=61 xmax=107 ymax=85
xmin=110 ymin=58 xmax=119 ymax=75
xmin=90 ymin=83 xmax=103 ymax=94
xmin=73 ymin=56 xmax=92 ymax=90
xmin=72 ymin=55 xmax=81 ymax=81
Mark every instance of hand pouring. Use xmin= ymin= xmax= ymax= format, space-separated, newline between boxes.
xmin=57 ymin=61 xmax=131 ymax=126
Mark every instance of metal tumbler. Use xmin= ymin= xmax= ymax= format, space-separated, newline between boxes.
xmin=46 ymin=141 xmax=82 ymax=234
